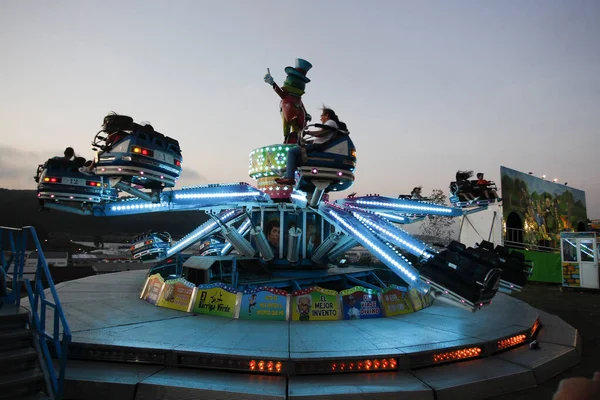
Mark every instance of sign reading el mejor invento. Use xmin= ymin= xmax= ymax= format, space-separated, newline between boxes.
xmin=291 ymin=287 xmax=340 ymax=321
xmin=239 ymin=286 xmax=288 ymax=321
xmin=193 ymin=282 xmax=237 ymax=318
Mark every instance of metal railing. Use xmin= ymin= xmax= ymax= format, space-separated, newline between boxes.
xmin=0 ymin=226 xmax=71 ymax=400
xmin=504 ymin=227 xmax=559 ymax=253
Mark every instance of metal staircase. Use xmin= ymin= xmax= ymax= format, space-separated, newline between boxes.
xmin=0 ymin=305 xmax=49 ymax=399
xmin=1 ymin=226 xmax=71 ymax=400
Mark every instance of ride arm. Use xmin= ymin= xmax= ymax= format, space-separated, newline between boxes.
xmin=106 ymin=183 xmax=270 ymax=217
xmin=318 ymin=201 xmax=428 ymax=293
xmin=336 ymin=195 xmax=465 ymax=217
xmin=165 ymin=208 xmax=244 ymax=257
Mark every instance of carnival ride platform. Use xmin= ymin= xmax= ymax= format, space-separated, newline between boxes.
xmin=27 ymin=270 xmax=581 ymax=400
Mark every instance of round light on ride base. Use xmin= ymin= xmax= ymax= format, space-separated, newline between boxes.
xmin=312 ymin=168 xmax=318 ymax=174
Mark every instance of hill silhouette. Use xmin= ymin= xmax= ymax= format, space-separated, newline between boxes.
xmin=0 ymin=189 xmax=210 ymax=248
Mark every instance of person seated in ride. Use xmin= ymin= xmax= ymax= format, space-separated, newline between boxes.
xmin=73 ymin=156 xmax=87 ymax=168
xmin=275 ymin=107 xmax=348 ymax=186
xmin=52 ymin=147 xmax=76 ymax=162
xmin=474 ymin=172 xmax=499 ymax=200
xmin=475 ymin=172 xmax=488 ymax=186
xmin=455 ymin=170 xmax=477 ymax=201
xmin=411 ymin=186 xmax=424 ymax=200
xmin=105 ymin=131 xmax=125 ymax=148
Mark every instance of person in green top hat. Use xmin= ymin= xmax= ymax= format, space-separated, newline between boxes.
xmin=264 ymin=58 xmax=312 ymax=144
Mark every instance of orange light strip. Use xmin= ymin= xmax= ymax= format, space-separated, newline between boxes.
xmin=531 ymin=319 xmax=540 ymax=337
xmin=249 ymin=359 xmax=282 ymax=373
xmin=433 ymin=347 xmax=482 ymax=363
xmin=330 ymin=358 xmax=397 ymax=372
xmin=497 ymin=334 xmax=527 ymax=350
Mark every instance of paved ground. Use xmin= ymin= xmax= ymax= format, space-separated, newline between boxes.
xmin=491 ymin=282 xmax=600 ymax=399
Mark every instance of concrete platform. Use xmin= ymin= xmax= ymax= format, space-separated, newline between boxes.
xmin=31 ymin=270 xmax=581 ymax=400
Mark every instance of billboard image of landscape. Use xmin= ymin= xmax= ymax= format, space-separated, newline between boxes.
xmin=501 ymin=166 xmax=588 ymax=249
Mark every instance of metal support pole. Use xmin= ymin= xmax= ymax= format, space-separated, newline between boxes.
xmin=114 ymin=182 xmax=158 ymax=203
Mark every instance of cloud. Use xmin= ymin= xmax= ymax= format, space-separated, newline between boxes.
xmin=0 ymin=146 xmax=55 ymax=189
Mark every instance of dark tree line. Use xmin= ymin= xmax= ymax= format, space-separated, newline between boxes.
xmin=0 ymin=189 xmax=209 ymax=248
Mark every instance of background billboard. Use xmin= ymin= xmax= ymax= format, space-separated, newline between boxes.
xmin=501 ymin=166 xmax=588 ymax=249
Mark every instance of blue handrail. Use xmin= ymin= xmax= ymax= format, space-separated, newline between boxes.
xmin=0 ymin=226 xmax=71 ymax=400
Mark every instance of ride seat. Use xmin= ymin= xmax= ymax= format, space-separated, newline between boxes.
xmin=478 ymin=240 xmax=495 ymax=252
xmin=296 ymin=134 xmax=357 ymax=196
xmin=304 ymin=135 xmax=356 ymax=170
xmin=420 ymin=255 xmax=502 ymax=306
xmin=447 ymin=240 xmax=467 ymax=254
xmin=103 ymin=114 xmax=134 ymax=132
xmin=134 ymin=123 xmax=166 ymax=139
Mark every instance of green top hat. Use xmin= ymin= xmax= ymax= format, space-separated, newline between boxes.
xmin=285 ymin=58 xmax=312 ymax=83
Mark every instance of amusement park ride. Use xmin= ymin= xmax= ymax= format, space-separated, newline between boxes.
xmin=34 ymin=62 xmax=531 ymax=313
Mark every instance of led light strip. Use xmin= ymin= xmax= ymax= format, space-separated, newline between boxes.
xmin=328 ymin=209 xmax=417 ymax=282
xmin=174 ymin=191 xmax=262 ymax=200
xmin=352 ymin=214 xmax=425 ymax=270
xmin=330 ymin=358 xmax=397 ymax=372
xmin=290 ymin=193 xmax=307 ymax=203
xmin=352 ymin=212 xmax=433 ymax=258
xmin=497 ymin=334 xmax=527 ymax=350
xmin=248 ymin=359 xmax=283 ymax=373
xmin=181 ymin=182 xmax=248 ymax=190
xmin=355 ymin=199 xmax=453 ymax=214
xmin=111 ymin=203 xmax=166 ymax=211
xmin=373 ymin=211 xmax=408 ymax=223
xmin=433 ymin=347 xmax=482 ymax=363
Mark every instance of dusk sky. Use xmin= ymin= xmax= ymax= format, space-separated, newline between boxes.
xmin=1 ymin=1 xmax=599 ymax=217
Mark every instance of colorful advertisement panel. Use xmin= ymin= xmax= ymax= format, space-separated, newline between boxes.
xmin=408 ymin=288 xmax=433 ymax=311
xmin=157 ymin=278 xmax=196 ymax=312
xmin=339 ymin=286 xmax=383 ymax=320
xmin=562 ymin=263 xmax=581 ymax=287
xmin=291 ymin=287 xmax=340 ymax=321
xmin=239 ymin=286 xmax=288 ymax=321
xmin=141 ymin=273 xmax=164 ymax=305
xmin=381 ymin=285 xmax=414 ymax=316
xmin=501 ymin=166 xmax=588 ymax=249
xmin=561 ymin=232 xmax=583 ymax=287
xmin=193 ymin=282 xmax=237 ymax=318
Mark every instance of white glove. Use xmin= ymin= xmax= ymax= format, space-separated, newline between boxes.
xmin=264 ymin=68 xmax=274 ymax=85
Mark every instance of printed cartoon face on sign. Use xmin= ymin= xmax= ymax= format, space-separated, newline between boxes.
xmin=297 ymin=295 xmax=311 ymax=321
xmin=164 ymin=284 xmax=175 ymax=302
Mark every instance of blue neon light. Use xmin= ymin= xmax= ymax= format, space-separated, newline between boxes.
xmin=373 ymin=211 xmax=408 ymax=223
xmin=111 ymin=203 xmax=166 ymax=211
xmin=352 ymin=212 xmax=434 ymax=259
xmin=327 ymin=209 xmax=417 ymax=282
xmin=355 ymin=199 xmax=453 ymax=214
xmin=175 ymin=191 xmax=262 ymax=200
